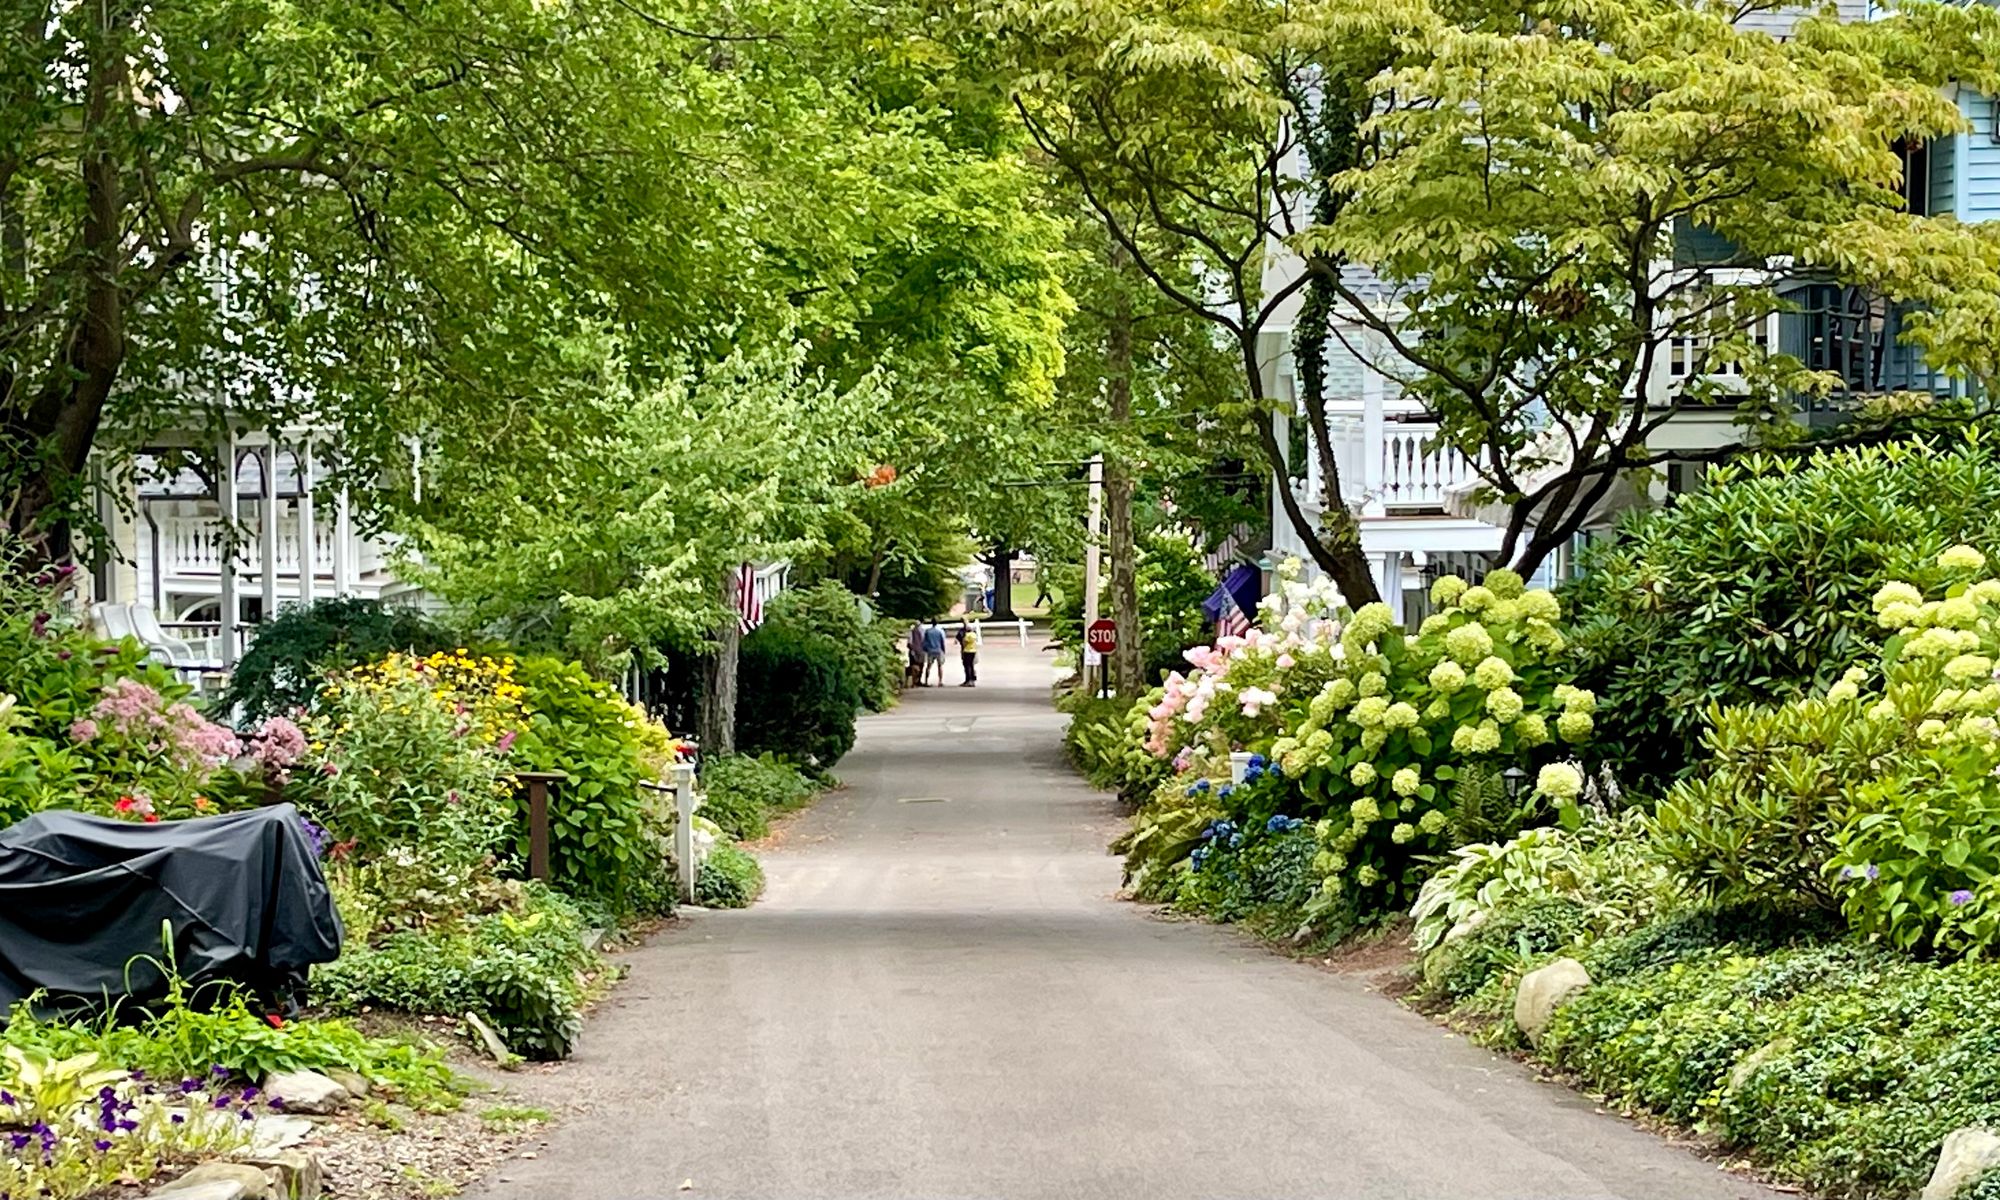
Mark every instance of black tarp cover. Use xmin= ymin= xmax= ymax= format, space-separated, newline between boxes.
xmin=0 ymin=804 xmax=343 ymax=1010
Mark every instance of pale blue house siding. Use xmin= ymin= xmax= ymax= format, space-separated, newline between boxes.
xmin=1957 ymin=90 xmax=2000 ymax=223
xmin=1930 ymin=128 xmax=1959 ymax=217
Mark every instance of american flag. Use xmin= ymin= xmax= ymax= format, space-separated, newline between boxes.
xmin=1216 ymin=590 xmax=1253 ymax=639
xmin=733 ymin=563 xmax=764 ymax=634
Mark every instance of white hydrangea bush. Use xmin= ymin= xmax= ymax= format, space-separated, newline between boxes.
xmin=1133 ymin=559 xmax=1591 ymax=920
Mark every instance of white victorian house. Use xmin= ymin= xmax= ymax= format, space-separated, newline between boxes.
xmin=87 ymin=429 xmax=419 ymax=670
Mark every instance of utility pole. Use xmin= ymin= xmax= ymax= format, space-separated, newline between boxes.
xmin=1083 ymin=452 xmax=1104 ymax=692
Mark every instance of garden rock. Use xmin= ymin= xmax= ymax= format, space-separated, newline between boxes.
xmin=1514 ymin=957 xmax=1592 ymax=1047
xmin=146 ymin=1183 xmax=255 ymax=1200
xmin=1725 ymin=1039 xmax=1792 ymax=1097
xmin=466 ymin=1010 xmax=514 ymax=1063
xmin=323 ymin=1068 xmax=370 ymax=1098
xmin=262 ymin=1069 xmax=349 ymax=1115
xmin=244 ymin=1115 xmax=314 ymax=1154
xmin=239 ymin=1149 xmax=324 ymax=1200
xmin=1920 ymin=1127 xmax=2000 ymax=1200
xmin=156 ymin=1162 xmax=275 ymax=1199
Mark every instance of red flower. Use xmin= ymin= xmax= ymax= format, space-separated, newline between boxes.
xmin=193 ymin=797 xmax=210 ymax=811
xmin=114 ymin=796 xmax=137 ymax=813
xmin=142 ymin=814 xmax=160 ymax=824
xmin=264 ymin=1013 xmax=285 ymax=1030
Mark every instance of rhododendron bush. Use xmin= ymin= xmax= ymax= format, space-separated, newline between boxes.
xmin=1118 ymin=561 xmax=1591 ymax=923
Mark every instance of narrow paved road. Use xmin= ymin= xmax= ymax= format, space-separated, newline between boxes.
xmin=471 ymin=641 xmax=1776 ymax=1200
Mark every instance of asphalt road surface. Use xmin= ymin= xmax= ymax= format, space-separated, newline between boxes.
xmin=468 ymin=640 xmax=1777 ymax=1200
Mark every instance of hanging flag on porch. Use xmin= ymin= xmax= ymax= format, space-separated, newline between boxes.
xmin=1202 ymin=563 xmax=1261 ymax=639
xmin=734 ymin=563 xmax=764 ymax=634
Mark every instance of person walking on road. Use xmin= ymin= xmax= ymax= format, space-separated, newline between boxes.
xmin=906 ymin=622 xmax=926 ymax=688
xmin=921 ymin=619 xmax=948 ymax=687
xmin=956 ymin=619 xmax=981 ymax=687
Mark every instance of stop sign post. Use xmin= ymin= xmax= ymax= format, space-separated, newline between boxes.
xmin=1086 ymin=620 xmax=1117 ymax=697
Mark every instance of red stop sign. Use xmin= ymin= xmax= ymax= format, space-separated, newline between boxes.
xmin=1086 ymin=619 xmax=1118 ymax=654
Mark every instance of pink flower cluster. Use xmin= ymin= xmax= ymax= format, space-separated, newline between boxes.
xmin=81 ymin=678 xmax=242 ymax=770
xmin=248 ymin=716 xmax=308 ymax=782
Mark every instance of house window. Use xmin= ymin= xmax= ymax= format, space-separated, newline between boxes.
xmin=1898 ymin=139 xmax=1931 ymax=216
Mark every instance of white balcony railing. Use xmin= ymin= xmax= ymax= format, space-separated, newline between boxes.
xmin=1299 ymin=414 xmax=1479 ymax=516
xmin=156 ymin=510 xmax=388 ymax=581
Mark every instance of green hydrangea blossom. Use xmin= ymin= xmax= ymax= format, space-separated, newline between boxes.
xmin=1390 ymin=822 xmax=1416 ymax=845
xmin=1557 ymin=711 xmax=1594 ymax=742
xmin=1392 ymin=766 xmax=1421 ymax=796
xmin=1350 ymin=796 xmax=1380 ymax=824
xmin=1350 ymin=761 xmax=1378 ymax=787
xmin=1431 ymin=575 xmax=1468 ymax=608
xmin=1473 ymin=655 xmax=1515 ymax=691
xmin=1458 ymin=585 xmax=1496 ymax=612
xmin=1417 ymin=809 xmax=1448 ymax=835
xmin=1444 ymin=623 xmax=1494 ymax=666
xmin=1485 ymin=686 xmax=1524 ymax=724
xmin=1383 ymin=701 xmax=1420 ymax=730
xmin=1429 ymin=661 xmax=1467 ymax=692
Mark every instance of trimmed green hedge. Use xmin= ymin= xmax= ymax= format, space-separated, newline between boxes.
xmin=737 ymin=625 xmax=860 ymax=770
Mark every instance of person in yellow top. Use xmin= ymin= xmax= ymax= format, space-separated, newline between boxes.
xmin=955 ymin=619 xmax=982 ymax=687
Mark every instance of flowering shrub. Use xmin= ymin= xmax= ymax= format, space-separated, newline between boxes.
xmin=297 ymin=664 xmax=514 ymax=865
xmin=1657 ymin=544 xmax=2000 ymax=958
xmin=1130 ymin=562 xmax=1588 ymax=920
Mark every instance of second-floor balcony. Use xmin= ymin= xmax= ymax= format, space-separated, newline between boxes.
xmin=1289 ymin=402 xmax=1481 ymax=519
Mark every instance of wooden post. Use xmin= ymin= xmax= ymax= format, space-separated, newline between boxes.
xmin=515 ymin=771 xmax=565 ymax=882
xmin=673 ymin=761 xmax=698 ymax=903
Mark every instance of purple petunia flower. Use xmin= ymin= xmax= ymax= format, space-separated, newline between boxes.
xmin=210 ymin=1064 xmax=229 ymax=1078
xmin=0 ymin=1088 xmax=13 ymax=1106
xmin=94 ymin=1139 xmax=112 ymax=1152
xmin=8 ymin=1132 xmax=28 ymax=1150
xmin=267 ymin=1097 xmax=286 ymax=1111
xmin=1951 ymin=889 xmax=1976 ymax=906
xmin=239 ymin=1085 xmax=258 ymax=1100
xmin=211 ymin=1093 xmax=233 ymax=1109
xmin=178 ymin=1079 xmax=201 ymax=1094
xmin=169 ymin=1113 xmax=185 ymax=1125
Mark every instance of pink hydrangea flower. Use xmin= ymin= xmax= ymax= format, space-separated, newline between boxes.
xmin=68 ymin=718 xmax=99 ymax=742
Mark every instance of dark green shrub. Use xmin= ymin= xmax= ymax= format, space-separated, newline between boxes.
xmin=512 ymin=656 xmax=666 ymax=916
xmin=1563 ymin=432 xmax=2000 ymax=795
xmin=1538 ymin=937 xmax=2000 ymax=1197
xmin=1580 ymin=903 xmax=1838 ymax=981
xmin=736 ymin=625 xmax=860 ymax=769
xmin=1424 ymin=898 xmax=1590 ymax=1002
xmin=700 ymin=753 xmax=816 ymax=841
xmin=221 ymin=598 xmax=461 ymax=720
xmin=763 ymin=581 xmax=904 ymax=712
xmin=1649 ymin=695 xmax=1912 ymax=913
xmin=695 ymin=843 xmax=764 ymax=908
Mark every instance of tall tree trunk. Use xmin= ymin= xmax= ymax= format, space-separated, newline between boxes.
xmin=698 ymin=574 xmax=741 ymax=756
xmin=6 ymin=8 xmax=131 ymax=558
xmin=1106 ymin=244 xmax=1144 ymax=696
xmin=987 ymin=543 xmax=1018 ymax=621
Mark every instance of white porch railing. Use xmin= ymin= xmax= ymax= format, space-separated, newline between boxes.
xmin=1301 ymin=414 xmax=1479 ymax=516
xmin=157 ymin=511 xmax=387 ymax=580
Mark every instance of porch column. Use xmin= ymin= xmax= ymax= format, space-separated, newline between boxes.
xmin=259 ymin=439 xmax=279 ymax=625
xmin=333 ymin=486 xmax=354 ymax=597
xmin=297 ymin=440 xmax=318 ymax=606
xmin=1376 ymin=552 xmax=1406 ymax=626
xmin=1360 ymin=350 xmax=1387 ymax=519
xmin=218 ymin=431 xmax=240 ymax=667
